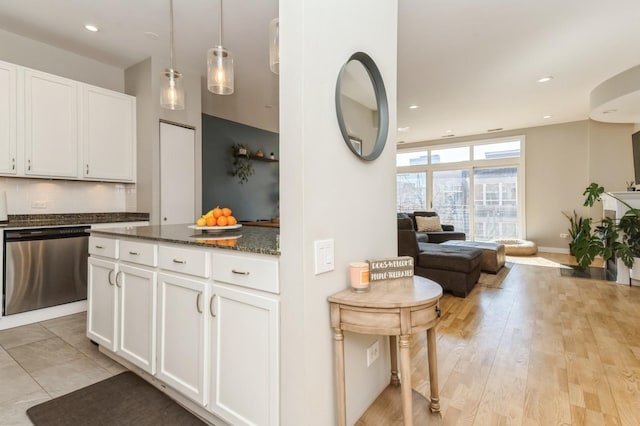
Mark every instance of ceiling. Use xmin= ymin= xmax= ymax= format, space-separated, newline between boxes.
xmin=2 ymin=1 xmax=640 ymax=143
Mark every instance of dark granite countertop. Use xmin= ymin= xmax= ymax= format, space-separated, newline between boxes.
xmin=1 ymin=212 xmax=149 ymax=228
xmin=89 ymin=223 xmax=280 ymax=256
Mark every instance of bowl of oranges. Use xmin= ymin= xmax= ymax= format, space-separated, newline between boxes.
xmin=189 ymin=206 xmax=241 ymax=232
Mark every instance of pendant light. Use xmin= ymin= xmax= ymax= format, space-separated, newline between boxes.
xmin=160 ymin=0 xmax=185 ymax=110
xmin=269 ymin=18 xmax=279 ymax=75
xmin=207 ymin=0 xmax=234 ymax=95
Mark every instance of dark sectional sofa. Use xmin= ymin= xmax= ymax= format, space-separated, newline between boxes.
xmin=397 ymin=212 xmax=481 ymax=297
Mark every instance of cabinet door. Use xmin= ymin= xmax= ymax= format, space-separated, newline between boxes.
xmin=24 ymin=69 xmax=78 ymax=178
xmin=0 ymin=61 xmax=17 ymax=175
xmin=208 ymin=284 xmax=280 ymax=426
xmin=157 ymin=273 xmax=209 ymax=405
xmin=87 ymin=257 xmax=118 ymax=351
xmin=117 ymin=264 xmax=157 ymax=374
xmin=82 ymin=85 xmax=136 ymax=182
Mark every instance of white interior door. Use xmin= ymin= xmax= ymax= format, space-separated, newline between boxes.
xmin=160 ymin=121 xmax=195 ymax=225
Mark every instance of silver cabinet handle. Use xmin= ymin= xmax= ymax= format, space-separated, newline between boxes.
xmin=86 ymin=164 xmax=89 ymax=174
xmin=231 ymin=269 xmax=250 ymax=276
xmin=209 ymin=294 xmax=216 ymax=317
xmin=107 ymin=270 xmax=114 ymax=286
xmin=196 ymin=292 xmax=203 ymax=313
xmin=172 ymin=259 xmax=186 ymax=264
xmin=115 ymin=271 xmax=122 ymax=288
xmin=95 ymin=245 xmax=104 ymax=249
xmin=11 ymin=158 xmax=15 ymax=170
xmin=129 ymin=251 xmax=139 ymax=255
xmin=27 ymin=159 xmax=31 ymax=171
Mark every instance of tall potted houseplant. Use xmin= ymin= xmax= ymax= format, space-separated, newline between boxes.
xmin=571 ymin=183 xmax=640 ymax=271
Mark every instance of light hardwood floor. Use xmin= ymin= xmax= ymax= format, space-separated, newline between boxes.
xmin=358 ymin=254 xmax=640 ymax=425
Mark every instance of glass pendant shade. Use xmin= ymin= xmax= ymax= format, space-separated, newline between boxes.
xmin=207 ymin=46 xmax=234 ymax=95
xmin=269 ymin=18 xmax=279 ymax=75
xmin=160 ymin=0 xmax=184 ymax=110
xmin=160 ymin=69 xmax=184 ymax=110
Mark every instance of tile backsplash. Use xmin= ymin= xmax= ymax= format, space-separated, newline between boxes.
xmin=0 ymin=177 xmax=137 ymax=214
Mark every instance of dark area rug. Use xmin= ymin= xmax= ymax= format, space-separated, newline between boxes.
xmin=26 ymin=372 xmax=207 ymax=426
xmin=559 ymin=264 xmax=616 ymax=281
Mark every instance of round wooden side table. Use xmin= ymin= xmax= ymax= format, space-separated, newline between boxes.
xmin=328 ymin=275 xmax=443 ymax=426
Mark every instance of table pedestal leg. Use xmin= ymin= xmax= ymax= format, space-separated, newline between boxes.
xmin=333 ymin=328 xmax=347 ymax=426
xmin=399 ymin=334 xmax=413 ymax=426
xmin=389 ymin=335 xmax=400 ymax=386
xmin=427 ymin=327 xmax=440 ymax=413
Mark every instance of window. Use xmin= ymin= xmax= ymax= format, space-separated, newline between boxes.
xmin=397 ymin=172 xmax=427 ymax=212
xmin=396 ymin=150 xmax=428 ymax=166
xmin=396 ymin=137 xmax=524 ymax=240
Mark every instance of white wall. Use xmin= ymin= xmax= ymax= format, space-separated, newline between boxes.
xmin=0 ymin=177 xmax=135 ymax=214
xmin=125 ymin=57 xmax=203 ymax=225
xmin=279 ymin=0 xmax=398 ymax=424
xmin=0 ymin=29 xmax=123 ymax=92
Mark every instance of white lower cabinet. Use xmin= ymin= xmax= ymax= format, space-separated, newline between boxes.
xmin=87 ymin=257 xmax=118 ymax=351
xmin=87 ymin=238 xmax=280 ymax=425
xmin=208 ymin=283 xmax=280 ymax=426
xmin=117 ymin=264 xmax=157 ymax=374
xmin=156 ymin=272 xmax=209 ymax=405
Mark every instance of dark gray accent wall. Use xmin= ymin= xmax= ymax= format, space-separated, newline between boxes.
xmin=202 ymin=114 xmax=279 ymax=222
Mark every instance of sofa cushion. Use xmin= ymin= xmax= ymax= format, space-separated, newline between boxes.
xmin=417 ymin=242 xmax=482 ymax=273
xmin=415 ymin=215 xmax=442 ymax=232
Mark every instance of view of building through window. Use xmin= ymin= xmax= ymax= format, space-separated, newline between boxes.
xmin=396 ymin=138 xmax=522 ymax=241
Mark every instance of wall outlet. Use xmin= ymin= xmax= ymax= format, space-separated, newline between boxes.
xmin=31 ymin=201 xmax=47 ymax=209
xmin=366 ymin=340 xmax=380 ymax=367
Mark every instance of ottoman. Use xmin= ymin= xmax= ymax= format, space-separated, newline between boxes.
xmin=416 ymin=243 xmax=482 ymax=297
xmin=441 ymin=240 xmax=506 ymax=273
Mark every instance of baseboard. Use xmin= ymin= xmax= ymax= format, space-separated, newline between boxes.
xmin=0 ymin=301 xmax=86 ymax=331
xmin=536 ymin=246 xmax=570 ymax=254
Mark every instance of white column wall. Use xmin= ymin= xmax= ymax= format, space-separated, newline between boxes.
xmin=279 ymin=1 xmax=398 ymax=424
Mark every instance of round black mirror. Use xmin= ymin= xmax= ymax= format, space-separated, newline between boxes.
xmin=335 ymin=52 xmax=389 ymax=161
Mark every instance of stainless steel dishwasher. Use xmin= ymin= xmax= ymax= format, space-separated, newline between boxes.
xmin=3 ymin=226 xmax=89 ymax=315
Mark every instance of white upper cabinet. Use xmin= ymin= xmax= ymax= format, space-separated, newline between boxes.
xmin=24 ymin=69 xmax=79 ymax=178
xmin=0 ymin=60 xmax=136 ymax=182
xmin=82 ymin=85 xmax=136 ymax=182
xmin=0 ymin=61 xmax=17 ymax=175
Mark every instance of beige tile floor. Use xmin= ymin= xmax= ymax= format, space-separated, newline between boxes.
xmin=0 ymin=312 xmax=126 ymax=425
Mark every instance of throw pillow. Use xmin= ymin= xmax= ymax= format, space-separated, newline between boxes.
xmin=415 ymin=215 xmax=443 ymax=232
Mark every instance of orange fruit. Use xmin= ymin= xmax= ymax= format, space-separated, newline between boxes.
xmin=216 ymin=216 xmax=228 ymax=226
xmin=212 ymin=207 xmax=223 ymax=218
xmin=227 ymin=216 xmax=237 ymax=225
xmin=227 ymin=239 xmax=237 ymax=247
xmin=222 ymin=207 xmax=232 ymax=217
xmin=205 ymin=216 xmax=216 ymax=226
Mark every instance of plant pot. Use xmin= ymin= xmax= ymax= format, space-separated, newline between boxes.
xmin=629 ymin=257 xmax=640 ymax=280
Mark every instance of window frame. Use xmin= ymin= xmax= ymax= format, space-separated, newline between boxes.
xmin=396 ymin=135 xmax=526 ymax=240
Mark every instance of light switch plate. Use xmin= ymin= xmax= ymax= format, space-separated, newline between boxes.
xmin=314 ymin=239 xmax=335 ymax=275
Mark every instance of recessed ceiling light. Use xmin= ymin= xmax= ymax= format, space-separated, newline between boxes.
xmin=144 ymin=31 xmax=159 ymax=40
xmin=408 ymin=105 xmax=419 ymax=110
xmin=446 ymin=129 xmax=453 ymax=133
xmin=84 ymin=24 xmax=99 ymax=32
xmin=537 ymin=76 xmax=553 ymax=83
xmin=398 ymin=126 xmax=410 ymax=132
xmin=543 ymin=114 xmax=552 ymax=119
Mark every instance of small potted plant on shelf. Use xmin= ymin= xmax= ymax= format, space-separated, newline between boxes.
xmin=570 ymin=182 xmax=640 ymax=272
xmin=230 ymin=144 xmax=254 ymax=184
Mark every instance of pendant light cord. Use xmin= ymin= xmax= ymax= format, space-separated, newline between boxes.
xmin=218 ymin=0 xmax=224 ymax=47
xmin=170 ymin=0 xmax=175 ymax=70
